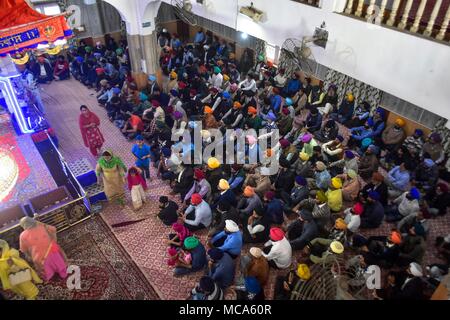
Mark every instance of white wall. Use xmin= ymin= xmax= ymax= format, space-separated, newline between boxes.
xmin=115 ymin=0 xmax=450 ymax=124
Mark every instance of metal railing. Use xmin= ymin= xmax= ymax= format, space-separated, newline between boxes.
xmin=291 ymin=0 xmax=321 ymax=8
xmin=343 ymin=0 xmax=450 ymax=44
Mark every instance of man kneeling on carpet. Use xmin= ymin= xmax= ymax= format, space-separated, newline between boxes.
xmin=171 ymin=237 xmax=207 ymax=276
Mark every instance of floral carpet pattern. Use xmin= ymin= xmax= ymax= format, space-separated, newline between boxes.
xmin=0 ymin=215 xmax=159 ymax=300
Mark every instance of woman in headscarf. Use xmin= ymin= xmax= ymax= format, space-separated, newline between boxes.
xmin=19 ymin=217 xmax=68 ymax=282
xmin=0 ymin=239 xmax=42 ymax=300
xmin=96 ymin=150 xmax=127 ymax=205
xmin=79 ymin=105 xmax=105 ymax=157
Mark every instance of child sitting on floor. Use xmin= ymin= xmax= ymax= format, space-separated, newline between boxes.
xmin=167 ymin=223 xmax=192 ymax=248
xmin=167 ymin=247 xmax=192 ymax=267
xmin=127 ymin=166 xmax=147 ymax=210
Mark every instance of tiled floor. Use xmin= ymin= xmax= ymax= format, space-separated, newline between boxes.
xmin=40 ymin=79 xmax=450 ymax=300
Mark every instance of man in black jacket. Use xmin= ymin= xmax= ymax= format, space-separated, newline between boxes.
xmin=157 ymin=196 xmax=179 ymax=226
xmin=273 ymin=158 xmax=295 ymax=204
xmin=360 ymin=191 xmax=384 ymax=229
xmin=394 ymin=262 xmax=426 ymax=300
xmin=360 ymin=172 xmax=389 ymax=207
xmin=171 ymin=163 xmax=194 ymax=200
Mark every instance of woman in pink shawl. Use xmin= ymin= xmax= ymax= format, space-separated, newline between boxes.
xmin=79 ymin=105 xmax=105 ymax=157
xmin=167 ymin=222 xmax=192 ymax=248
xmin=19 ymin=217 xmax=68 ymax=282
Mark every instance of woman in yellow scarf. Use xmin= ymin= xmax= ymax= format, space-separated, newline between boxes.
xmin=0 ymin=239 xmax=42 ymax=300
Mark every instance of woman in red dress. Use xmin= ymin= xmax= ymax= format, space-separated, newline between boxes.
xmin=79 ymin=105 xmax=105 ymax=157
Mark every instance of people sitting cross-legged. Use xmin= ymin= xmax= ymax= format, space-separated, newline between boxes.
xmin=360 ymin=172 xmax=389 ymax=207
xmin=208 ymin=220 xmax=243 ymax=259
xmin=189 ymin=276 xmax=224 ymax=300
xmin=212 ymin=179 xmax=237 ymax=210
xmin=173 ymin=236 xmax=207 ymax=276
xmin=167 ymin=222 xmax=192 ymax=248
xmin=238 ymin=247 xmax=270 ymax=287
xmin=263 ymin=191 xmax=284 ymax=225
xmin=237 ymin=186 xmax=263 ymax=223
xmin=262 ymin=228 xmax=293 ymax=269
xmin=360 ymin=191 xmax=385 ymax=229
xmin=233 ymin=276 xmax=265 ymax=300
xmin=385 ymin=187 xmax=420 ymax=223
xmin=273 ymin=263 xmax=311 ymax=300
xmin=206 ymin=248 xmax=235 ymax=290
xmin=184 ymin=168 xmax=211 ymax=205
xmin=243 ymin=206 xmax=271 ymax=244
xmin=286 ymin=209 xmax=319 ymax=251
xmin=157 ymin=196 xmax=179 ymax=226
xmin=305 ymin=239 xmax=344 ymax=264
xmin=182 ymin=193 xmax=212 ymax=232
xmin=171 ymin=163 xmax=194 ymax=200
xmin=208 ymin=201 xmax=240 ymax=238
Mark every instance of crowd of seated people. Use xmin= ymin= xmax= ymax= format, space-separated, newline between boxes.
xmin=62 ymin=29 xmax=450 ymax=301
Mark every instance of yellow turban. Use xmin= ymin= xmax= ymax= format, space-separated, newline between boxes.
xmin=207 ymin=157 xmax=220 ymax=169
xmin=299 ymin=152 xmax=310 ymax=161
xmin=223 ymin=74 xmax=230 ymax=82
xmin=170 ymin=71 xmax=177 ymax=79
xmin=395 ymin=118 xmax=405 ymax=127
xmin=316 ymin=190 xmax=327 ymax=203
xmin=296 ymin=264 xmax=311 ymax=280
xmin=335 ymin=218 xmax=347 ymax=230
xmin=346 ymin=93 xmax=354 ymax=102
xmin=218 ymin=179 xmax=230 ymax=190
xmin=330 ymin=241 xmax=344 ymax=254
xmin=331 ymin=177 xmax=342 ymax=189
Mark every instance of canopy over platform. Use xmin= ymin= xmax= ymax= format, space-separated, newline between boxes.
xmin=0 ymin=0 xmax=72 ymax=56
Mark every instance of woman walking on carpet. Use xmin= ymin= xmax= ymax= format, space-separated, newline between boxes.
xmin=79 ymin=105 xmax=105 ymax=157
xmin=18 ymin=217 xmax=68 ymax=283
xmin=96 ymin=150 xmax=127 ymax=205
xmin=0 ymin=239 xmax=43 ymax=300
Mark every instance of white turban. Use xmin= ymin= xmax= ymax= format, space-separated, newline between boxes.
xmin=225 ymin=220 xmax=239 ymax=233
xmin=409 ymin=262 xmax=423 ymax=277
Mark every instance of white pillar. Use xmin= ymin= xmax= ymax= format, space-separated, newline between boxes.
xmin=424 ymin=0 xmax=443 ymax=36
xmin=399 ymin=0 xmax=414 ymax=29
xmin=410 ymin=0 xmax=428 ymax=33
xmin=386 ymin=0 xmax=401 ymax=26
xmin=365 ymin=0 xmax=376 ymax=19
xmin=355 ymin=0 xmax=365 ymax=17
xmin=345 ymin=0 xmax=355 ymax=14
xmin=375 ymin=0 xmax=388 ymax=24
xmin=436 ymin=4 xmax=450 ymax=40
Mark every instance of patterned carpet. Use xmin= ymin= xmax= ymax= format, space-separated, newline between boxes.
xmin=0 ymin=114 xmax=56 ymax=210
xmin=0 ymin=215 xmax=159 ymax=300
xmin=37 ymin=79 xmax=450 ymax=300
